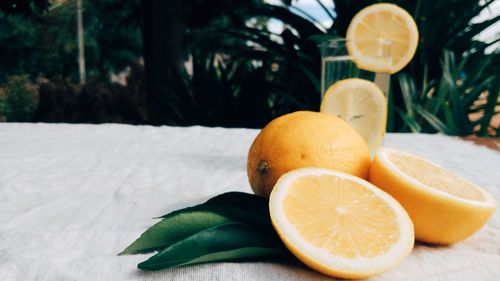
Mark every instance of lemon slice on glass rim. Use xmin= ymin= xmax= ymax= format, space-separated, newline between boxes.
xmin=346 ymin=3 xmax=419 ymax=74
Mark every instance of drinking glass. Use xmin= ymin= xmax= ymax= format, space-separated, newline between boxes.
xmin=319 ymin=38 xmax=391 ymax=150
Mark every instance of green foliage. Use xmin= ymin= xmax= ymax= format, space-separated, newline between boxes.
xmin=394 ymin=50 xmax=499 ymax=136
xmin=0 ymin=0 xmax=49 ymax=16
xmin=0 ymin=75 xmax=38 ymax=121
xmin=41 ymin=0 xmax=142 ymax=80
xmin=0 ymin=0 xmax=142 ymax=83
xmin=0 ymin=11 xmax=39 ymax=82
xmin=399 ymin=0 xmax=499 ymax=136
xmin=1 ymin=0 xmax=497 ymax=134
xmin=146 ymin=0 xmax=498 ymax=134
xmin=84 ymin=0 xmax=143 ymax=77
xmin=148 ymin=1 xmax=322 ymax=127
xmin=34 ymin=63 xmax=147 ymax=124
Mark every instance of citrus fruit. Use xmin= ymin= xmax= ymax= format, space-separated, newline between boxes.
xmin=369 ymin=147 xmax=498 ymax=244
xmin=346 ymin=3 xmax=419 ymax=74
xmin=321 ymin=78 xmax=387 ymax=152
xmin=247 ymin=111 xmax=370 ymax=197
xmin=269 ymin=168 xmax=414 ymax=279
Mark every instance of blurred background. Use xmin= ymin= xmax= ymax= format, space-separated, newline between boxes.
xmin=0 ymin=0 xmax=498 ymax=137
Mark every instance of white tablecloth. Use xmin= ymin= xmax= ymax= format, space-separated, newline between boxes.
xmin=0 ymin=123 xmax=499 ymax=281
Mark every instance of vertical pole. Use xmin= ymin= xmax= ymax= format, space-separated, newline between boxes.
xmin=77 ymin=0 xmax=86 ymax=84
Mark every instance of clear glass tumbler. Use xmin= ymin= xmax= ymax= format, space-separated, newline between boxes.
xmin=319 ymin=38 xmax=391 ymax=99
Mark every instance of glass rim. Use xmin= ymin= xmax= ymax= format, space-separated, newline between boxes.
xmin=318 ymin=38 xmax=393 ymax=49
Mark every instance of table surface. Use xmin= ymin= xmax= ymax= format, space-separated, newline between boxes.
xmin=0 ymin=123 xmax=499 ymax=281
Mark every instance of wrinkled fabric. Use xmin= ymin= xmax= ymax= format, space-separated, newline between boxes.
xmin=0 ymin=123 xmax=499 ymax=281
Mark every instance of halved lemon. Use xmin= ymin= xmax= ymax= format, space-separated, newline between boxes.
xmin=269 ymin=168 xmax=414 ymax=279
xmin=346 ymin=3 xmax=419 ymax=74
xmin=370 ymin=147 xmax=497 ymax=244
xmin=321 ymin=78 xmax=387 ymax=152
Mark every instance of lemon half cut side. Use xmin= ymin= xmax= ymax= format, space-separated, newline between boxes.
xmin=269 ymin=168 xmax=414 ymax=279
xmin=370 ymin=147 xmax=497 ymax=244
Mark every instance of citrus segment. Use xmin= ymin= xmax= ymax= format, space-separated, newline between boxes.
xmin=369 ymin=147 xmax=498 ymax=244
xmin=346 ymin=3 xmax=419 ymax=74
xmin=247 ymin=111 xmax=370 ymax=198
xmin=320 ymin=78 xmax=387 ymax=152
xmin=270 ymin=168 xmax=414 ymax=279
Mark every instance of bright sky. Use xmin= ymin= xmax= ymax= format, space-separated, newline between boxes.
xmin=474 ymin=0 xmax=500 ymax=46
xmin=265 ymin=0 xmax=334 ymax=33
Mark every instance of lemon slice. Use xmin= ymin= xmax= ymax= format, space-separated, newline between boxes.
xmin=269 ymin=168 xmax=414 ymax=279
xmin=370 ymin=147 xmax=498 ymax=244
xmin=346 ymin=3 xmax=419 ymax=74
xmin=320 ymin=78 xmax=387 ymax=152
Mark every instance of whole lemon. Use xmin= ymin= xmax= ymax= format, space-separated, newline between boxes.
xmin=247 ymin=111 xmax=371 ymax=197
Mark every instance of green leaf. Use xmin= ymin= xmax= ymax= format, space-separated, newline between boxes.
xmin=398 ymin=73 xmax=417 ymax=117
xmin=432 ymin=50 xmax=453 ymax=114
xmin=420 ymin=63 xmax=429 ymax=101
xmin=203 ymin=192 xmax=267 ymax=212
xmin=162 ymin=192 xmax=271 ymax=226
xmin=414 ymin=104 xmax=451 ymax=134
xmin=462 ymin=55 xmax=493 ymax=94
xmin=119 ymin=192 xmax=271 ymax=255
xmin=137 ymin=222 xmax=287 ymax=271
xmin=119 ymin=210 xmax=232 ymax=255
xmin=396 ymin=108 xmax=421 ymax=133
xmin=444 ymin=79 xmax=466 ymax=135
xmin=442 ymin=103 xmax=457 ymax=135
